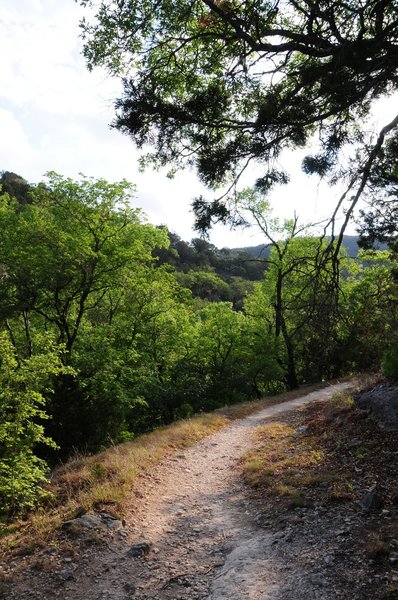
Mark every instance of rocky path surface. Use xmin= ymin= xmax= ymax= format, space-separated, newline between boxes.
xmin=9 ymin=382 xmax=355 ymax=600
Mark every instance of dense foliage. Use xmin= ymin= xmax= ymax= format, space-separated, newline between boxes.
xmin=153 ymin=230 xmax=264 ymax=308
xmin=79 ymin=0 xmax=398 ymax=231
xmin=0 ymin=333 xmax=68 ymax=514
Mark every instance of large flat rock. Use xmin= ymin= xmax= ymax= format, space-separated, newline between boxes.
xmin=357 ymin=383 xmax=398 ymax=430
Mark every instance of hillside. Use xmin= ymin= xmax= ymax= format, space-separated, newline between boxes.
xmin=232 ymin=235 xmax=388 ymax=259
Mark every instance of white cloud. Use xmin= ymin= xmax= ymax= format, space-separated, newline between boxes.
xmin=0 ymin=1 xmax=120 ymax=119
xmin=0 ymin=0 xmax=212 ymax=242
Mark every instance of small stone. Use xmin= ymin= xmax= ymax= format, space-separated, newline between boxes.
xmin=126 ymin=542 xmax=152 ymax=558
xmin=296 ymin=425 xmax=308 ymax=434
xmin=357 ymin=487 xmax=383 ymax=513
xmin=309 ymin=574 xmax=324 ymax=587
xmin=335 ymin=529 xmax=344 ymax=536
xmin=58 ymin=569 xmax=74 ymax=581
xmin=123 ymin=582 xmax=136 ymax=594
xmin=42 ymin=547 xmax=58 ymax=556
xmin=212 ymin=559 xmax=225 ymax=567
xmin=389 ymin=553 xmax=398 ymax=564
xmin=62 ymin=513 xmax=123 ymax=535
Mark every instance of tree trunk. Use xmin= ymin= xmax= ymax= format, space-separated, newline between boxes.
xmin=281 ymin=318 xmax=298 ymax=389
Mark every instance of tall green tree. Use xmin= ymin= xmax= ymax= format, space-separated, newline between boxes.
xmin=79 ymin=0 xmax=398 ymax=230
xmin=241 ymin=189 xmax=346 ymax=386
xmin=340 ymin=250 xmax=398 ymax=373
xmin=191 ymin=302 xmax=281 ymax=404
xmin=0 ymin=173 xmax=171 ymax=451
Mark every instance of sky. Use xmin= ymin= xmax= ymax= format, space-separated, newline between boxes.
xmin=1 ymin=0 xmax=395 ymax=247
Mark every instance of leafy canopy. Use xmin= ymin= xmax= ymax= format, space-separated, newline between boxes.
xmin=79 ymin=0 xmax=398 ymax=229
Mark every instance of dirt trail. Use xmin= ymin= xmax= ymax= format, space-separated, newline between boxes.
xmin=10 ymin=381 xmax=353 ymax=600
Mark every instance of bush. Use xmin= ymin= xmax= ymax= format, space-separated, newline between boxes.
xmin=382 ymin=349 xmax=398 ymax=379
xmin=0 ymin=333 xmax=68 ymax=515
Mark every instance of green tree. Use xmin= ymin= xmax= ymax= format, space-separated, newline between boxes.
xmin=109 ymin=267 xmax=197 ymax=427
xmin=340 ymin=250 xmax=398 ymax=373
xmin=192 ymin=302 xmax=281 ymax=405
xmin=0 ymin=171 xmax=32 ymax=206
xmin=241 ymin=189 xmax=346 ymax=386
xmin=0 ymin=172 xmax=168 ymax=354
xmin=0 ymin=173 xmax=171 ymax=452
xmin=0 ymin=333 xmax=69 ymax=514
xmin=80 ymin=0 xmax=398 ymax=230
xmin=176 ymin=270 xmax=231 ymax=302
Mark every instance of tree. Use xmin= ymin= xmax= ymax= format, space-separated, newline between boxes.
xmin=0 ymin=172 xmax=167 ymax=356
xmin=108 ymin=266 xmax=197 ymax=428
xmin=0 ymin=171 xmax=32 ymax=206
xmin=191 ymin=302 xmax=281 ymax=404
xmin=240 ymin=189 xmax=347 ymax=386
xmin=358 ymin=130 xmax=398 ymax=251
xmin=340 ymin=249 xmax=398 ymax=373
xmin=80 ymin=0 xmax=398 ymax=231
xmin=0 ymin=173 xmax=171 ymax=452
xmin=177 ymin=270 xmax=231 ymax=302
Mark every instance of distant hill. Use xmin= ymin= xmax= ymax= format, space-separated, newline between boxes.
xmin=232 ymin=235 xmax=387 ymax=259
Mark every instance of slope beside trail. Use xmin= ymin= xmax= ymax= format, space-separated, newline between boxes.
xmin=9 ymin=381 xmax=353 ymax=600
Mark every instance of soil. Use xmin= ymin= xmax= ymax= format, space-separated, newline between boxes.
xmin=4 ymin=380 xmax=389 ymax=600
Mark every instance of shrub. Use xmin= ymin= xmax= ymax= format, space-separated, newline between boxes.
xmin=0 ymin=333 xmax=69 ymax=515
xmin=382 ymin=349 xmax=398 ymax=379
